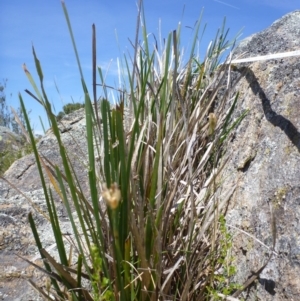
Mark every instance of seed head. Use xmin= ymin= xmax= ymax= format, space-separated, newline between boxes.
xmin=102 ymin=183 xmax=121 ymax=209
xmin=208 ymin=113 xmax=217 ymax=135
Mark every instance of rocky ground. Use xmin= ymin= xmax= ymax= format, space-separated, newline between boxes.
xmin=0 ymin=187 xmax=75 ymax=300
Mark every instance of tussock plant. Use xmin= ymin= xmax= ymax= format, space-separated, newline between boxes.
xmin=17 ymin=1 xmax=248 ymax=300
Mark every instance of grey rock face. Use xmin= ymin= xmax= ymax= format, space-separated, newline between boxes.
xmin=1 ymin=108 xmax=89 ymax=198
xmin=224 ymin=10 xmax=300 ymax=300
xmin=236 ymin=10 xmax=300 ymax=57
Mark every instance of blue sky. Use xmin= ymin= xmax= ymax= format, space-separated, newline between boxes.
xmin=0 ymin=0 xmax=299 ymax=134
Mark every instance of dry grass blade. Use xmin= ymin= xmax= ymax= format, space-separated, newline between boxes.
xmin=161 ymin=256 xmax=184 ymax=291
xmin=40 ymin=249 xmax=94 ymax=301
xmin=10 ymin=106 xmax=31 ymax=143
xmin=217 ymin=293 xmax=241 ymax=301
xmin=15 ymin=253 xmax=63 ymax=283
xmin=28 ymin=279 xmax=55 ymax=300
xmin=226 ymin=224 xmax=278 ymax=256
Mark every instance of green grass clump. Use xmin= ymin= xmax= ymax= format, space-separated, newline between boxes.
xmin=56 ymin=102 xmax=85 ymax=121
xmin=0 ymin=136 xmax=33 ymax=175
xmin=12 ymin=1 xmax=248 ymax=300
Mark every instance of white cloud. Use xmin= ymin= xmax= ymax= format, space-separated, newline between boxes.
xmin=213 ymin=0 xmax=240 ymax=10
